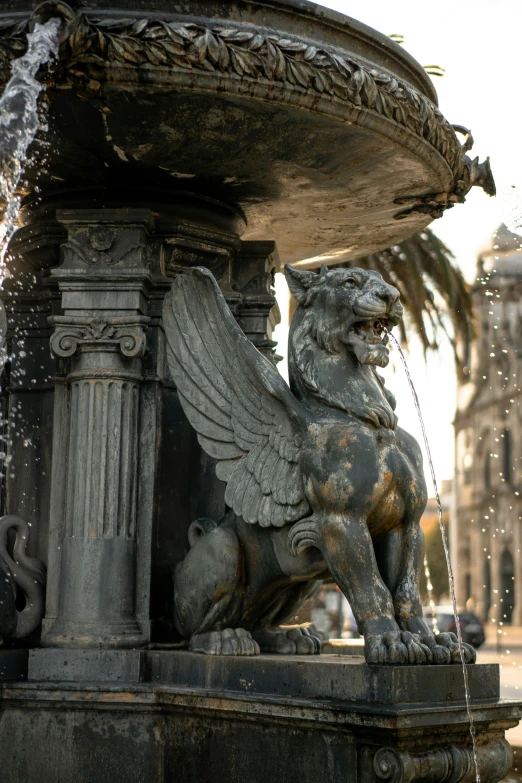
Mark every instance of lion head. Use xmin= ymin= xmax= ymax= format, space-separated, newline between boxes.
xmin=285 ymin=264 xmax=402 ymax=368
xmin=284 ymin=264 xmax=402 ymax=429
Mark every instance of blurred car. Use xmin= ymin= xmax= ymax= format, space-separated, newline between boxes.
xmin=423 ymin=605 xmax=485 ymax=649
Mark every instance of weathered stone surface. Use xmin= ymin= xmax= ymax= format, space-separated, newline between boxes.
xmin=42 ymin=209 xmax=153 ymax=649
xmin=29 ymin=649 xmax=144 ymax=683
xmin=26 ymin=649 xmax=499 ymax=704
xmin=0 ymin=672 xmax=519 ymax=783
xmin=143 ymin=652 xmax=498 ymax=704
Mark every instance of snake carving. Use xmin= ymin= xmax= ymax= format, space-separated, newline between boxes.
xmin=164 ymin=265 xmax=475 ymax=665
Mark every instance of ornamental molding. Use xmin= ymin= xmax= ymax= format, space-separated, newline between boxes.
xmin=49 ymin=315 xmax=149 ymax=358
xmin=373 ymin=739 xmax=512 ymax=783
xmin=1 ymin=15 xmax=468 ymax=191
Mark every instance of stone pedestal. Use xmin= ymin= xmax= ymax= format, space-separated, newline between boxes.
xmin=0 ymin=656 xmax=518 ymax=783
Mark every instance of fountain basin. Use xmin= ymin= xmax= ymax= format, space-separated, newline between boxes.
xmin=0 ymin=5 xmax=514 ymax=783
xmin=1 ymin=0 xmax=478 ymax=264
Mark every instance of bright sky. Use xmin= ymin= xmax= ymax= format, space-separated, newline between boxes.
xmin=273 ymin=0 xmax=522 ymax=486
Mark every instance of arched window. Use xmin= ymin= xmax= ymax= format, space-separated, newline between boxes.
xmin=463 ymin=453 xmax=473 ymax=486
xmin=477 ymin=428 xmax=490 ymax=490
xmin=500 ymin=549 xmax=515 ymax=624
xmin=502 ymin=429 xmax=512 ymax=484
xmin=484 ymin=451 xmax=491 ymax=488
xmin=484 ymin=560 xmax=491 ymax=620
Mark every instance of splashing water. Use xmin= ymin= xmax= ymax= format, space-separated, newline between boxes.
xmin=388 ymin=331 xmax=480 ymax=783
xmin=0 ymin=18 xmax=61 ymax=273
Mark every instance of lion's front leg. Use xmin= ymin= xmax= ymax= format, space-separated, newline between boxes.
xmin=376 ymin=524 xmax=476 ymax=665
xmin=289 ymin=513 xmax=417 ymax=665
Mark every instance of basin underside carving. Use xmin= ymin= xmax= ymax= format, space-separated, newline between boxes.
xmin=2 ymin=2 xmax=469 ymax=264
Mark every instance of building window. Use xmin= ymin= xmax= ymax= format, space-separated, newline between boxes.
xmin=500 ymin=549 xmax=515 ymax=624
xmin=484 ymin=560 xmax=491 ymax=620
xmin=484 ymin=452 xmax=491 ymax=488
xmin=465 ymin=573 xmax=471 ymax=602
xmin=463 ymin=453 xmax=473 ymax=486
xmin=502 ymin=429 xmax=512 ymax=484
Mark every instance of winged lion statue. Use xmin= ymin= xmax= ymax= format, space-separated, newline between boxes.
xmin=164 ymin=264 xmax=475 ymax=665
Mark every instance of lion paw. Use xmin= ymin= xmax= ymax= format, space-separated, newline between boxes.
xmin=253 ymin=627 xmax=321 ymax=654
xmin=189 ymin=628 xmax=260 ymax=656
xmin=434 ymin=632 xmax=476 ymax=664
xmin=365 ymin=630 xmax=434 ymax=665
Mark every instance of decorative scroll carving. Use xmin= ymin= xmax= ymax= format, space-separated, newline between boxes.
xmin=373 ymin=739 xmax=512 ymax=783
xmin=49 ymin=316 xmax=148 ymax=358
xmin=0 ymin=515 xmax=45 ymax=642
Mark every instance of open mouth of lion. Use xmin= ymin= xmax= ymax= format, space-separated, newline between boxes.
xmin=348 ymin=316 xmax=395 ymax=346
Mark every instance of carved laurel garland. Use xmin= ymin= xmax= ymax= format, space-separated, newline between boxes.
xmin=0 ymin=15 xmax=463 ymax=179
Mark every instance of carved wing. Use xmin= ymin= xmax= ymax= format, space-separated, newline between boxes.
xmin=163 ymin=267 xmax=310 ymax=528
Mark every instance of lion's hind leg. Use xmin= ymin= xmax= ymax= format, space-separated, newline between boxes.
xmin=173 ymin=518 xmax=259 ymax=656
xmin=251 ymin=580 xmax=323 ymax=654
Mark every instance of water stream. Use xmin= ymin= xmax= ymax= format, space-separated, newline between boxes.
xmin=388 ymin=331 xmax=480 ymax=783
xmin=0 ymin=18 xmax=61 ymax=272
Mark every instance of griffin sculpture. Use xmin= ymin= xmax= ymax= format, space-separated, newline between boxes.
xmin=164 ymin=265 xmax=475 ymax=665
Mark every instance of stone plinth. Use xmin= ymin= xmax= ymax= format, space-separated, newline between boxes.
xmin=0 ymin=656 xmax=519 ymax=783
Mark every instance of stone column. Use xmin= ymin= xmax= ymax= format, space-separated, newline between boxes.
xmin=42 ymin=209 xmax=153 ymax=648
xmin=231 ymin=241 xmax=281 ymax=361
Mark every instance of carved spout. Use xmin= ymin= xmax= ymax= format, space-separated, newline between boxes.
xmin=30 ymin=2 xmax=76 ymax=43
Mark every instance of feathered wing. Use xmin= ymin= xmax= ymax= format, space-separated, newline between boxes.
xmin=163 ymin=267 xmax=310 ymax=528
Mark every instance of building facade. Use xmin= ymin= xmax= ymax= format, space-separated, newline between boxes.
xmin=454 ymin=225 xmax=522 ymax=625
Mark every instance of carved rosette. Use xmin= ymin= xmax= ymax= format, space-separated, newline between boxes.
xmin=49 ymin=317 xmax=148 ymax=359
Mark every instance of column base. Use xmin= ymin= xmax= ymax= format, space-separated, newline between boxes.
xmin=41 ymin=619 xmax=148 ymax=650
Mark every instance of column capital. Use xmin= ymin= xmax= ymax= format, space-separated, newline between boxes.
xmin=49 ymin=315 xmax=150 ymax=359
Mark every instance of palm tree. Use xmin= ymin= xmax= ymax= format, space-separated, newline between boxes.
xmin=334 ymin=230 xmax=474 ymax=382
